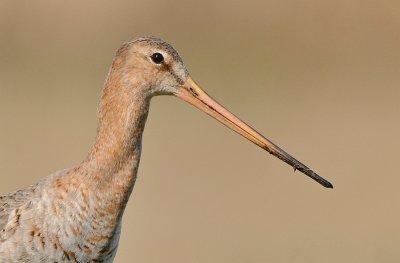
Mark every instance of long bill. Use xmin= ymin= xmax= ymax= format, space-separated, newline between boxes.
xmin=176 ymin=77 xmax=333 ymax=188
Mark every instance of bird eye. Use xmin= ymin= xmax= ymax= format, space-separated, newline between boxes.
xmin=150 ymin=53 xmax=164 ymax=64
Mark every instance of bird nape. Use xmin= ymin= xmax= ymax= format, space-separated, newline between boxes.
xmin=0 ymin=36 xmax=332 ymax=263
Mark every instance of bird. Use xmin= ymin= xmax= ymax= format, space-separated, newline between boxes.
xmin=0 ymin=36 xmax=333 ymax=262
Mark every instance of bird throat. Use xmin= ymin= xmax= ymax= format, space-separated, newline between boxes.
xmin=82 ymin=76 xmax=151 ymax=219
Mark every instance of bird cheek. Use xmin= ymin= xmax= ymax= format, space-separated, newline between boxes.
xmin=153 ymin=84 xmax=177 ymax=96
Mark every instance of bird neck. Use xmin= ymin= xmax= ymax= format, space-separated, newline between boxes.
xmin=87 ymin=93 xmax=150 ymax=171
xmin=52 ymin=67 xmax=152 ymax=249
xmin=82 ymin=73 xmax=151 ymax=214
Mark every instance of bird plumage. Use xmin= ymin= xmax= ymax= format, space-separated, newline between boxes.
xmin=0 ymin=168 xmax=126 ymax=262
xmin=0 ymin=185 xmax=36 ymax=232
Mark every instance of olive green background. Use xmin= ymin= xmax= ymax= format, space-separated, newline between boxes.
xmin=1 ymin=1 xmax=399 ymax=262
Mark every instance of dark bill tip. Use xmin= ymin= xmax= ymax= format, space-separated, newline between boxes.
xmin=293 ymin=165 xmax=333 ymax=188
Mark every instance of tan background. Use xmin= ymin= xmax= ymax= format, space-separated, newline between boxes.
xmin=0 ymin=0 xmax=399 ymax=262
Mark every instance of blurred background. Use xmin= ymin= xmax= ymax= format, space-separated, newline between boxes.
xmin=0 ymin=0 xmax=399 ymax=262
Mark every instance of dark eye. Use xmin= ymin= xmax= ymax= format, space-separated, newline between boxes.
xmin=150 ymin=53 xmax=164 ymax=64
